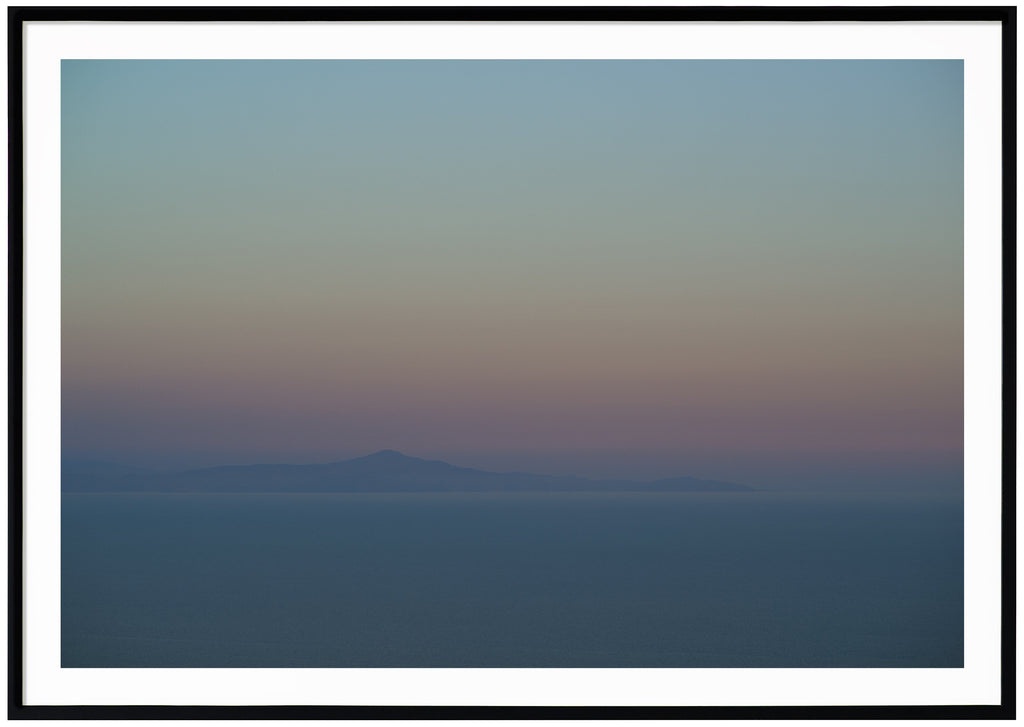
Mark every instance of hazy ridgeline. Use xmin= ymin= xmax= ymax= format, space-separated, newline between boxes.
xmin=61 ymin=450 xmax=754 ymax=493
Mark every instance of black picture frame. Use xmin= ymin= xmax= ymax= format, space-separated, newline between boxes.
xmin=8 ymin=5 xmax=1016 ymax=719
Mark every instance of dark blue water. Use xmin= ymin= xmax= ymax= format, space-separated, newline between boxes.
xmin=62 ymin=492 xmax=963 ymax=667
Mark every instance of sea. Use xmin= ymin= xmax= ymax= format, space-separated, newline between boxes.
xmin=62 ymin=491 xmax=963 ymax=668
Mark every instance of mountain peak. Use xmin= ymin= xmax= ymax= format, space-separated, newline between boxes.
xmin=362 ymin=449 xmax=415 ymax=460
xmin=319 ymin=449 xmax=448 ymax=470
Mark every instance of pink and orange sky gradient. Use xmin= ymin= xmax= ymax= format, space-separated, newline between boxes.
xmin=61 ymin=60 xmax=963 ymax=490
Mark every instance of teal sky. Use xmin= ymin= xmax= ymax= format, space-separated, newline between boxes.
xmin=62 ymin=60 xmax=963 ymax=489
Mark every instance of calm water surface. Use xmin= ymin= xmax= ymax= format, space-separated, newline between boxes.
xmin=62 ymin=492 xmax=963 ymax=667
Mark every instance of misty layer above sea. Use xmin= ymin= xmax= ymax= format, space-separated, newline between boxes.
xmin=62 ymin=491 xmax=963 ymax=668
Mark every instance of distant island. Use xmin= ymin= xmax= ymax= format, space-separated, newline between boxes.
xmin=62 ymin=450 xmax=755 ymax=493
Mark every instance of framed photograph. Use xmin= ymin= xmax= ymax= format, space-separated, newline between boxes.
xmin=9 ymin=5 xmax=1015 ymax=719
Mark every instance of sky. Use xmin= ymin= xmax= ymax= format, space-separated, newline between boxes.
xmin=61 ymin=60 xmax=963 ymax=489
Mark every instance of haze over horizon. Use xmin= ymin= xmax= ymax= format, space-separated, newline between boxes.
xmin=62 ymin=60 xmax=963 ymax=492
xmin=60 ymin=447 xmax=962 ymax=493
